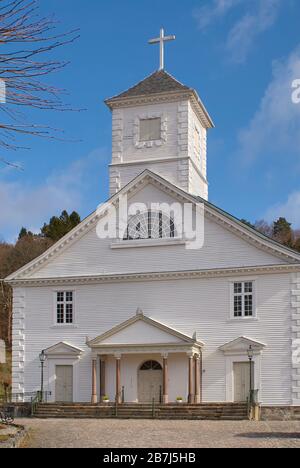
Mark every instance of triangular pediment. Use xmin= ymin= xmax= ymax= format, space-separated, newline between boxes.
xmin=219 ymin=336 xmax=266 ymax=354
xmin=88 ymin=312 xmax=202 ymax=348
xmin=5 ymin=170 xmax=300 ymax=282
xmin=45 ymin=342 xmax=83 ymax=356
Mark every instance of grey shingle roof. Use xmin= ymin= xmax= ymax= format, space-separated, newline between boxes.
xmin=105 ymin=69 xmax=214 ymax=129
xmin=106 ymin=70 xmax=192 ymax=103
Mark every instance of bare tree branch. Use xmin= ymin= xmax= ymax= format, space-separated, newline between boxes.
xmin=0 ymin=0 xmax=80 ymax=161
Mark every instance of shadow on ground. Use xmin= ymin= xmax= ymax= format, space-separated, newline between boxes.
xmin=237 ymin=432 xmax=300 ymax=440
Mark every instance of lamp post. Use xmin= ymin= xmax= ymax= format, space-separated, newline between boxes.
xmin=247 ymin=345 xmax=254 ymax=403
xmin=39 ymin=350 xmax=46 ymax=402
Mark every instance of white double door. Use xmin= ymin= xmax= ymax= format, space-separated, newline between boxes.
xmin=138 ymin=369 xmax=163 ymax=403
xmin=55 ymin=365 xmax=73 ymax=402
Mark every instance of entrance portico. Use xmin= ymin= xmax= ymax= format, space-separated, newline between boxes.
xmin=87 ymin=310 xmax=204 ymax=404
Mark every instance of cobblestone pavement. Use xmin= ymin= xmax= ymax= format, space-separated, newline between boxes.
xmin=17 ymin=418 xmax=300 ymax=448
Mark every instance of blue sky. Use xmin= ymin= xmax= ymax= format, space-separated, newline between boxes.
xmin=1 ymin=0 xmax=300 ymax=242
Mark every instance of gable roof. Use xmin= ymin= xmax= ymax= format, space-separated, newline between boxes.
xmin=105 ymin=70 xmax=214 ymax=129
xmin=87 ymin=310 xmax=204 ymax=348
xmin=44 ymin=341 xmax=83 ymax=357
xmin=219 ymin=336 xmax=266 ymax=353
xmin=4 ymin=169 xmax=300 ymax=282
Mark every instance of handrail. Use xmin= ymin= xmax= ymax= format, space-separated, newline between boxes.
xmin=152 ymin=397 xmax=155 ymax=418
xmin=0 ymin=391 xmax=51 ymax=404
xmin=31 ymin=392 xmax=40 ymax=417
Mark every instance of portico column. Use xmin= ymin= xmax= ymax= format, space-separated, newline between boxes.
xmin=194 ymin=354 xmax=201 ymax=404
xmin=188 ymin=353 xmax=194 ymax=404
xmin=200 ymin=350 xmax=203 ymax=403
xmin=91 ymin=358 xmax=98 ymax=404
xmin=115 ymin=355 xmax=121 ymax=404
xmin=162 ymin=354 xmax=168 ymax=404
xmin=100 ymin=357 xmax=106 ymax=400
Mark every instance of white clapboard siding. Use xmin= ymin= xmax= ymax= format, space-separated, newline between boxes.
xmin=21 ymin=272 xmax=292 ymax=405
xmin=29 ymin=219 xmax=286 ymax=279
xmin=110 ymin=98 xmax=208 ymax=198
xmin=28 ymin=183 xmax=287 ymax=279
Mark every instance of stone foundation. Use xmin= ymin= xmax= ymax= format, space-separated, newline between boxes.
xmin=0 ymin=403 xmax=31 ymax=418
xmin=261 ymin=406 xmax=300 ymax=421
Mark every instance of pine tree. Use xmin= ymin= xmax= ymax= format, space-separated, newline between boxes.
xmin=272 ymin=217 xmax=293 ymax=247
xmin=41 ymin=210 xmax=81 ymax=242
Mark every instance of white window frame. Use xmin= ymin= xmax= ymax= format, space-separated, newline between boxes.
xmin=53 ymin=290 xmax=76 ymax=327
xmin=229 ymin=280 xmax=257 ymax=320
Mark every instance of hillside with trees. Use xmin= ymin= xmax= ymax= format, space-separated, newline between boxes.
xmin=0 ymin=210 xmax=80 ymax=397
xmin=241 ymin=217 xmax=300 ymax=251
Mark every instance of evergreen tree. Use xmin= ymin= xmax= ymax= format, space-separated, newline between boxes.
xmin=272 ymin=217 xmax=293 ymax=247
xmin=41 ymin=210 xmax=81 ymax=242
xmin=18 ymin=227 xmax=33 ymax=240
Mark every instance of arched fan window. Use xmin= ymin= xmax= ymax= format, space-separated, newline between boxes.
xmin=124 ymin=210 xmax=176 ymax=240
xmin=140 ymin=360 xmax=162 ymax=370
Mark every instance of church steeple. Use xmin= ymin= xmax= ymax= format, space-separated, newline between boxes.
xmin=105 ymin=37 xmax=214 ymax=199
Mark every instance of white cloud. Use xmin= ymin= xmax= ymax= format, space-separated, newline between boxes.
xmin=237 ymin=45 xmax=300 ymax=162
xmin=226 ymin=0 xmax=282 ymax=63
xmin=265 ymin=191 xmax=300 ymax=228
xmin=194 ymin=0 xmax=283 ymax=62
xmin=0 ymin=147 xmax=108 ymax=242
xmin=194 ymin=0 xmax=242 ymax=30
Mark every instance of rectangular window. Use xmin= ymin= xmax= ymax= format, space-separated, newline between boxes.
xmin=233 ymin=282 xmax=254 ymax=318
xmin=140 ymin=118 xmax=161 ymax=141
xmin=56 ymin=291 xmax=74 ymax=324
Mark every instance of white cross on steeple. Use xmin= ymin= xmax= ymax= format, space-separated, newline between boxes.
xmin=148 ymin=28 xmax=176 ymax=71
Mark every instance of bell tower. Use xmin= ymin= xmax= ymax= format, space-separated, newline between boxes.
xmin=105 ymin=30 xmax=214 ymax=199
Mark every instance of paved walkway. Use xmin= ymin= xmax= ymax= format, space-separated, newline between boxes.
xmin=17 ymin=419 xmax=300 ymax=448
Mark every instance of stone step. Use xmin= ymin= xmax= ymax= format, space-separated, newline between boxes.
xmin=34 ymin=414 xmax=247 ymax=421
xmin=34 ymin=403 xmax=248 ymax=420
xmin=37 ymin=403 xmax=247 ymax=407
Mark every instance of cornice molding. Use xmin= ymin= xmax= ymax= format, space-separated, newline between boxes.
xmin=6 ymin=263 xmax=300 ymax=287
xmin=90 ymin=344 xmax=200 ymax=355
xmin=106 ymin=90 xmax=213 ymax=129
xmin=110 ymin=156 xmax=208 ymax=185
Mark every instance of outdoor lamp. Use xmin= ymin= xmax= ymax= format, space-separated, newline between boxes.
xmin=247 ymin=345 xmax=254 ymax=361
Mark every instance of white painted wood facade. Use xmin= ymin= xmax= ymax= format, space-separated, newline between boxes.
xmin=6 ymin=70 xmax=300 ymax=407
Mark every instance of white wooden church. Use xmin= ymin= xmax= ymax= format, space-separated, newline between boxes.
xmin=6 ymin=30 xmax=300 ymax=412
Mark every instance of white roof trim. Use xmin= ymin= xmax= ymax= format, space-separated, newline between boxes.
xmin=44 ymin=341 xmax=83 ymax=356
xmin=87 ymin=313 xmax=204 ymax=348
xmin=5 ymin=169 xmax=300 ymax=281
xmin=6 ymin=263 xmax=300 ymax=287
xmin=219 ymin=336 xmax=266 ymax=353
